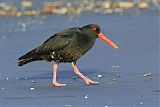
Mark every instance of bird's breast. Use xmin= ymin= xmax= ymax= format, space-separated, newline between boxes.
xmin=74 ymin=36 xmax=96 ymax=55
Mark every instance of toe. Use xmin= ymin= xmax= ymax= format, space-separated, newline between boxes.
xmin=52 ymin=82 xmax=66 ymax=87
xmin=89 ymin=80 xmax=99 ymax=84
xmin=57 ymin=83 xmax=66 ymax=86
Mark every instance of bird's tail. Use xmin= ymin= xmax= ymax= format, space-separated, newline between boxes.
xmin=18 ymin=49 xmax=41 ymax=66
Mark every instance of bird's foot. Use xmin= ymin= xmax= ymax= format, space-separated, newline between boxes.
xmin=84 ymin=78 xmax=99 ymax=85
xmin=52 ymin=82 xmax=66 ymax=87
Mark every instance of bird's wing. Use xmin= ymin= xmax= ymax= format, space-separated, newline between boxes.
xmin=43 ymin=27 xmax=80 ymax=44
xmin=18 ymin=27 xmax=81 ymax=60
xmin=36 ymin=29 xmax=80 ymax=55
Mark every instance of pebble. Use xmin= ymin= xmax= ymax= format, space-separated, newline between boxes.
xmin=84 ymin=95 xmax=88 ymax=99
xmin=112 ymin=78 xmax=117 ymax=81
xmin=105 ymin=106 xmax=108 ymax=107
xmin=21 ymin=23 xmax=26 ymax=27
xmin=1 ymin=88 xmax=5 ymax=91
xmin=6 ymin=78 xmax=9 ymax=80
xmin=15 ymin=77 xmax=19 ymax=80
xmin=65 ymin=104 xmax=72 ymax=107
xmin=30 ymin=87 xmax=35 ymax=90
xmin=117 ymin=75 xmax=121 ymax=78
xmin=112 ymin=65 xmax=120 ymax=68
xmin=143 ymin=73 xmax=152 ymax=77
xmin=98 ymin=75 xmax=102 ymax=78
xmin=109 ymin=78 xmax=117 ymax=85
xmin=140 ymin=102 xmax=143 ymax=104
xmin=31 ymin=81 xmax=36 ymax=83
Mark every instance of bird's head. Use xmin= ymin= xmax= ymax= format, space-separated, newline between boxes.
xmin=82 ymin=24 xmax=119 ymax=49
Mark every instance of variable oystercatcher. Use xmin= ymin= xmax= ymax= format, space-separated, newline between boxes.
xmin=18 ymin=24 xmax=118 ymax=86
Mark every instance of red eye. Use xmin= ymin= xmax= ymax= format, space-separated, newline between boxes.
xmin=92 ymin=28 xmax=96 ymax=31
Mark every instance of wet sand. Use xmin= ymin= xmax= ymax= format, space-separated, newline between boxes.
xmin=0 ymin=10 xmax=159 ymax=107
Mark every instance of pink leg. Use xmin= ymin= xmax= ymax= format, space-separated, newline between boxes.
xmin=52 ymin=63 xmax=66 ymax=87
xmin=72 ymin=62 xmax=99 ymax=85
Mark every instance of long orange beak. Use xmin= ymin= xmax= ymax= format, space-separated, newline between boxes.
xmin=98 ymin=33 xmax=119 ymax=49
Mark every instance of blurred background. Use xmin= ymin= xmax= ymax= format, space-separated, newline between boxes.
xmin=0 ymin=0 xmax=159 ymax=107
xmin=0 ymin=0 xmax=159 ymax=16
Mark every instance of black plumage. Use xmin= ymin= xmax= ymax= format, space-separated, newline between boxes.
xmin=18 ymin=24 xmax=99 ymax=66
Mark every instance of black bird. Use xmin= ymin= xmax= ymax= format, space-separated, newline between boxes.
xmin=18 ymin=24 xmax=118 ymax=86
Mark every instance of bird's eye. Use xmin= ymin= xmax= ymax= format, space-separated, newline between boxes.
xmin=92 ymin=28 xmax=96 ymax=32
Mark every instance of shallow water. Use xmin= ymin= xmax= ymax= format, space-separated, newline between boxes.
xmin=0 ymin=10 xmax=159 ymax=107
